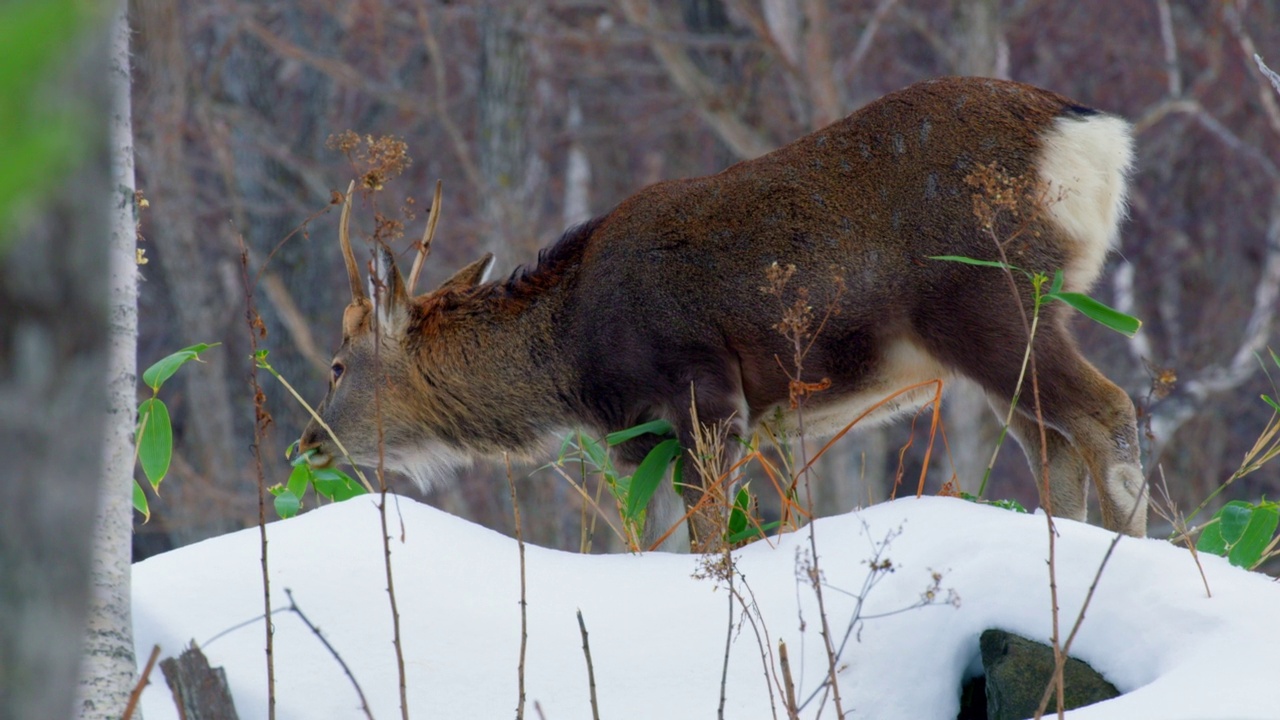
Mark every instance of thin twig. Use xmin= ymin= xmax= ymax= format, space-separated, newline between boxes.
xmin=718 ymin=546 xmax=734 ymax=720
xmin=369 ymin=264 xmax=410 ymax=720
xmin=577 ymin=609 xmax=601 ymax=720
xmin=283 ymin=588 xmax=375 ymax=720
xmin=506 ymin=454 xmax=528 ymax=720
xmin=779 ymin=640 xmax=799 ymax=720
xmin=238 ymin=236 xmax=277 ymax=720
xmin=121 ymin=644 xmax=162 ymax=720
xmin=726 ymin=576 xmax=781 ymax=720
xmin=1150 ymin=466 xmax=1212 ymax=597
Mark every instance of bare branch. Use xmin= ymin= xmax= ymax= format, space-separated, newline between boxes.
xmin=847 ymin=0 xmax=899 ymax=79
xmin=1151 ymin=195 xmax=1280 ymax=445
xmin=1256 ymin=54 xmax=1280 ymax=97
xmin=577 ymin=610 xmax=601 ymax=720
xmin=1155 ymin=0 xmax=1182 ymax=97
xmin=618 ymin=0 xmax=774 ymax=160
xmin=1225 ymin=2 xmax=1280 ymax=138
xmin=414 ymin=5 xmax=486 ymax=194
xmin=801 ymin=0 xmax=841 ymax=127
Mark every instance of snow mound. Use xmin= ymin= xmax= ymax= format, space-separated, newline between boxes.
xmin=133 ymin=496 xmax=1278 ymax=719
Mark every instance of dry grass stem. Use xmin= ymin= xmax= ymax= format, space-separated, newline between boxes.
xmin=506 ymin=454 xmax=528 ymax=720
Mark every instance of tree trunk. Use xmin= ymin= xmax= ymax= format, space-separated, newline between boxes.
xmin=0 ymin=6 xmax=111 ymax=719
xmin=478 ymin=2 xmax=534 ymax=269
xmin=77 ymin=4 xmax=142 ymax=716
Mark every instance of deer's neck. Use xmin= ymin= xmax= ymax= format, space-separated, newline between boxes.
xmin=413 ymin=287 xmax=577 ymax=459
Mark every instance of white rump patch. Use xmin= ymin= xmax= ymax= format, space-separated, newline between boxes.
xmin=1037 ymin=114 xmax=1135 ymax=293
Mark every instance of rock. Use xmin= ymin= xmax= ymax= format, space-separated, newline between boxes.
xmin=971 ymin=629 xmax=1120 ymax=720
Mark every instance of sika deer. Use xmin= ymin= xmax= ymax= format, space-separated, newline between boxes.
xmin=299 ymin=77 xmax=1147 ymax=551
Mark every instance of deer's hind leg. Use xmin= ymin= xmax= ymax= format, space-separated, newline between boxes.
xmin=1000 ymin=332 xmax=1146 ymax=536
xmin=990 ymin=397 xmax=1090 ymax=523
xmin=923 ymin=307 xmax=1147 ymax=535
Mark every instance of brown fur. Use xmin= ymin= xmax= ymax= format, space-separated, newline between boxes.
xmin=300 ymin=77 xmax=1148 ymax=549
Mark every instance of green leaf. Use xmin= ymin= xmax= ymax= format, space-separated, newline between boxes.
xmin=579 ymin=434 xmax=611 ymax=474
xmin=623 ymin=439 xmax=682 ymax=522
xmin=1196 ymin=500 xmax=1280 ymax=568
xmin=137 ymin=398 xmax=172 ymax=490
xmin=1263 ymin=394 xmax=1280 ymax=413
xmin=273 ymin=489 xmax=301 ymax=519
xmin=1230 ymin=503 xmax=1279 ymax=569
xmin=929 ymin=255 xmax=1014 ymax=270
xmin=728 ymin=486 xmax=751 ymax=536
xmin=312 ymin=467 xmax=364 ymax=502
xmin=726 ymin=520 xmax=781 ymax=546
xmin=1049 ymin=269 xmax=1065 ymax=295
xmin=1223 ymin=499 xmax=1274 ymax=566
xmin=606 ymin=419 xmax=676 ymax=446
xmin=142 ymin=342 xmax=219 ymax=392
xmin=0 ymin=0 xmax=97 ymax=248
xmin=1045 ymin=292 xmax=1141 ymax=337
xmin=1196 ymin=517 xmax=1228 ymax=557
xmin=132 ymin=479 xmax=150 ymax=521
xmin=1217 ymin=501 xmax=1254 ymax=547
xmin=287 ymin=462 xmax=311 ymax=502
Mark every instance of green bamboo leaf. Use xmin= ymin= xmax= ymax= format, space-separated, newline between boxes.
xmin=273 ymin=488 xmax=301 ymax=519
xmin=624 ymin=439 xmax=681 ymax=521
xmin=726 ymin=520 xmax=781 ymax=546
xmin=1049 ymin=269 xmax=1065 ymax=295
xmin=132 ymin=479 xmax=149 ymax=521
xmin=1046 ymin=292 xmax=1141 ymax=337
xmin=606 ymin=419 xmax=676 ymax=446
xmin=728 ymin=486 xmax=751 ymax=536
xmin=142 ymin=342 xmax=219 ymax=392
xmin=312 ymin=467 xmax=364 ymax=502
xmin=580 ymin=434 xmax=610 ymax=473
xmin=1196 ymin=517 xmax=1227 ymax=556
xmin=929 ymin=255 xmax=1013 ymax=270
xmin=1232 ymin=503 xmax=1279 ymax=569
xmin=1217 ymin=501 xmax=1254 ymax=547
xmin=1196 ymin=500 xmax=1272 ymax=567
xmin=287 ymin=462 xmax=311 ymax=502
xmin=137 ymin=398 xmax=172 ymax=490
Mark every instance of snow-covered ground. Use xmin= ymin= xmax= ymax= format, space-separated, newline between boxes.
xmin=133 ymin=495 xmax=1279 ymax=719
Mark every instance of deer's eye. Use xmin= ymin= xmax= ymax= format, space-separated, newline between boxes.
xmin=331 ymin=363 xmax=345 ymax=382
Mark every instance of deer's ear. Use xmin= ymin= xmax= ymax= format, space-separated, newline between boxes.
xmin=371 ymin=245 xmax=411 ymax=337
xmin=437 ymin=253 xmax=495 ymax=293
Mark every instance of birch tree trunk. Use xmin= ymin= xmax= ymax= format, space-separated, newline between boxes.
xmin=0 ymin=6 xmax=111 ymax=719
xmin=77 ymin=3 xmax=141 ymax=717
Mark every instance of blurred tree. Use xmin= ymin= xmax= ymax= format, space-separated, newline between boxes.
xmin=0 ymin=2 xmax=111 ymax=717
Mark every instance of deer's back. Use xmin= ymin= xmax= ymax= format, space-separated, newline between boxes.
xmin=560 ymin=77 xmax=1124 ymax=430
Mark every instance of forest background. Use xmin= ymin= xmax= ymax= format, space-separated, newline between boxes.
xmin=122 ymin=0 xmax=1280 ymax=555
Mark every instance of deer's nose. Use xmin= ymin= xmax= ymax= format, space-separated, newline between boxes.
xmin=297 ymin=428 xmax=331 ymax=467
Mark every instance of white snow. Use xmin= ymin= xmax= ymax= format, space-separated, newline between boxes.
xmin=132 ymin=495 xmax=1279 ymax=719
